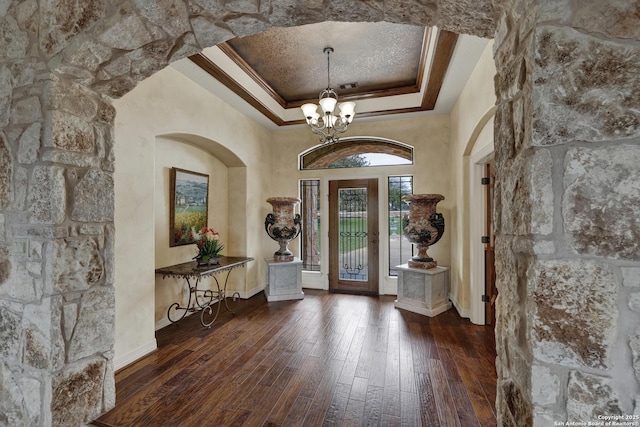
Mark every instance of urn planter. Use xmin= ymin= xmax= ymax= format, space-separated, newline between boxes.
xmin=265 ymin=197 xmax=302 ymax=262
xmin=402 ymin=194 xmax=445 ymax=269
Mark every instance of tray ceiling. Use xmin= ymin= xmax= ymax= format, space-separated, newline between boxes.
xmin=173 ymin=22 xmax=489 ymax=128
xmin=225 ymin=22 xmax=426 ymax=103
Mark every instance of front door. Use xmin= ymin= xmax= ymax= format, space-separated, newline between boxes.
xmin=329 ymin=179 xmax=379 ymax=294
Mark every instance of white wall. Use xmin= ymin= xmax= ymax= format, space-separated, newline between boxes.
xmin=449 ymin=40 xmax=497 ymax=322
xmin=113 ymin=66 xmax=272 ymax=369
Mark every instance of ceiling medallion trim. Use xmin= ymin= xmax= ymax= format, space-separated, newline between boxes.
xmin=189 ymin=28 xmax=458 ymax=127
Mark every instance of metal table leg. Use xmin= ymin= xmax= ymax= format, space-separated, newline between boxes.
xmin=167 ymin=276 xmax=216 ymax=324
xmin=200 ymin=268 xmax=241 ymax=328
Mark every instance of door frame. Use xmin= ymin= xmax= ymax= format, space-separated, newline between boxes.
xmin=309 ymin=173 xmax=391 ymax=294
xmin=470 ymin=142 xmax=495 ymax=325
xmin=328 ymin=178 xmax=379 ymax=294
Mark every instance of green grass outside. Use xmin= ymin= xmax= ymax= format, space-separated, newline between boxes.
xmin=338 ymin=217 xmax=368 ymax=252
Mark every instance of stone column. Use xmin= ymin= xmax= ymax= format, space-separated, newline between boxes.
xmin=494 ymin=0 xmax=640 ymax=424
xmin=0 ymin=66 xmax=116 ymax=426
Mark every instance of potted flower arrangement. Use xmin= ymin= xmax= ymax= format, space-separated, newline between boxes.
xmin=193 ymin=226 xmax=224 ymax=266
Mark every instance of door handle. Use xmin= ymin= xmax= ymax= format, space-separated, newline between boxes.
xmin=372 ymin=239 xmax=377 ymax=244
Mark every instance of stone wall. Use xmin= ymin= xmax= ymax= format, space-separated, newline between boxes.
xmin=4 ymin=0 xmax=639 ymax=425
xmin=493 ymin=0 xmax=640 ymax=424
xmin=0 ymin=5 xmax=118 ymax=424
xmin=0 ymin=1 xmax=496 ymax=424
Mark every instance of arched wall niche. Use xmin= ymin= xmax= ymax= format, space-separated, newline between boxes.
xmin=161 ymin=132 xmax=247 ymax=168
xmin=154 ymin=132 xmax=248 ymax=267
xmin=299 ymin=136 xmax=413 ymax=169
xmin=151 ymin=134 xmax=247 ymax=328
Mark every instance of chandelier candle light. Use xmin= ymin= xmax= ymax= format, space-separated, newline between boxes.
xmin=301 ymin=47 xmax=356 ymax=144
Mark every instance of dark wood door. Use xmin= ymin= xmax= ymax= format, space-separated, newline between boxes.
xmin=485 ymin=162 xmax=498 ymax=325
xmin=329 ymin=179 xmax=379 ymax=294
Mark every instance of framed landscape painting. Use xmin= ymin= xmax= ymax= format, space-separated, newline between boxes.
xmin=170 ymin=168 xmax=209 ymax=247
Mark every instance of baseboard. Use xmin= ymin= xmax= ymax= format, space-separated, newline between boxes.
xmin=449 ymin=293 xmax=470 ymax=318
xmin=241 ymin=284 xmax=264 ymax=299
xmin=155 ymin=316 xmax=173 ymax=331
xmin=114 ymin=339 xmax=157 ymax=371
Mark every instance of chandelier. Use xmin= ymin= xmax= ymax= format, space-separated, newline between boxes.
xmin=300 ymin=47 xmax=356 ymax=144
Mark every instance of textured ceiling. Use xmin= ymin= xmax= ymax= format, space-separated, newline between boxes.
xmin=225 ymin=22 xmax=426 ymax=102
xmin=180 ymin=21 xmax=493 ymax=128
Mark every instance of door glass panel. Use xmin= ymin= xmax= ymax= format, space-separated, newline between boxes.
xmin=338 ymin=187 xmax=368 ymax=281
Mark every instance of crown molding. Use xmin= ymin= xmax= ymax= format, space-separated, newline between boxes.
xmin=422 ymin=30 xmax=459 ymax=110
xmin=188 ymin=28 xmax=459 ymax=126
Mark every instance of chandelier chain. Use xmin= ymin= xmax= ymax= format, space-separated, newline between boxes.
xmin=326 ymin=48 xmax=331 ymax=89
xmin=300 ymin=47 xmax=355 ymax=144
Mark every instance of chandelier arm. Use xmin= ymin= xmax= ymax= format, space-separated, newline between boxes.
xmin=332 ymin=117 xmax=349 ymax=133
xmin=308 ymin=119 xmax=327 ymax=133
xmin=310 ymin=127 xmax=327 ymax=137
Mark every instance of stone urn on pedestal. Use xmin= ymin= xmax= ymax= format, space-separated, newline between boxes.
xmin=402 ymin=194 xmax=445 ymax=269
xmin=265 ymin=197 xmax=302 ymax=262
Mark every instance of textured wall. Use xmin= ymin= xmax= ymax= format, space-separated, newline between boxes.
xmin=0 ymin=0 xmax=493 ymax=425
xmin=6 ymin=0 xmax=639 ymax=425
xmin=112 ymin=65 xmax=271 ymax=369
xmin=493 ymin=0 xmax=640 ymax=425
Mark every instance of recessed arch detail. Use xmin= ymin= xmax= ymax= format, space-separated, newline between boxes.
xmin=158 ymin=132 xmax=246 ymax=167
xmin=299 ymin=136 xmax=413 ymax=170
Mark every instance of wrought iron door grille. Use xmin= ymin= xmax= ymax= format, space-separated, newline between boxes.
xmin=338 ymin=188 xmax=368 ymax=281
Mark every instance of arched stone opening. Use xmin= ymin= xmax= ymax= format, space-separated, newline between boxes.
xmin=2 ymin=1 xmax=640 ymax=426
xmin=299 ymin=137 xmax=413 ymax=169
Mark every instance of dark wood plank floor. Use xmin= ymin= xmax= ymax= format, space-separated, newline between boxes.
xmin=95 ymin=290 xmax=497 ymax=427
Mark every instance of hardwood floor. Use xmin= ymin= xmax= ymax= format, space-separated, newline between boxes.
xmin=95 ymin=290 xmax=497 ymax=426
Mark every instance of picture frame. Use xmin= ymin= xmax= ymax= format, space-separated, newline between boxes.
xmin=169 ymin=167 xmax=209 ymax=247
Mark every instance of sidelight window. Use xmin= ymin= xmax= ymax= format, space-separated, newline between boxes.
xmin=388 ymin=176 xmax=413 ymax=276
xmin=299 ymin=179 xmax=321 ymax=271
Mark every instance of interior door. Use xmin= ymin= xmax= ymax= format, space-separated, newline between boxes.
xmin=485 ymin=162 xmax=497 ymax=325
xmin=329 ymin=179 xmax=379 ymax=294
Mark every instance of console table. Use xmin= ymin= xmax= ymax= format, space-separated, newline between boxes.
xmin=155 ymin=256 xmax=254 ymax=328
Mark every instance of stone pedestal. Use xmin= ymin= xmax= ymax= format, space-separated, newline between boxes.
xmin=394 ymin=264 xmax=451 ymax=317
xmin=265 ymin=258 xmax=304 ymax=302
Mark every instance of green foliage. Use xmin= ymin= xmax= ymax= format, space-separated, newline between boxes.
xmin=327 ymin=154 xmax=370 ymax=169
xmin=388 ymin=177 xmax=413 ymax=210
